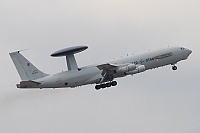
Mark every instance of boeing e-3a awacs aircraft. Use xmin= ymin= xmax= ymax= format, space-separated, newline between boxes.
xmin=10 ymin=46 xmax=192 ymax=90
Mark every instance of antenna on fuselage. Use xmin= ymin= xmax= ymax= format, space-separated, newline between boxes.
xmin=51 ymin=46 xmax=88 ymax=71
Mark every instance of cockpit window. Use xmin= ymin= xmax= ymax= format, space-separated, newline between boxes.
xmin=181 ymin=47 xmax=185 ymax=50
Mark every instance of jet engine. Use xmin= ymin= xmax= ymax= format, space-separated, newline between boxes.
xmin=125 ymin=65 xmax=146 ymax=75
xmin=115 ymin=64 xmax=136 ymax=74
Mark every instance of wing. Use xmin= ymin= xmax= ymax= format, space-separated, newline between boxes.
xmin=97 ymin=63 xmax=118 ymax=70
xmin=96 ymin=63 xmax=139 ymax=83
xmin=96 ymin=63 xmax=118 ymax=83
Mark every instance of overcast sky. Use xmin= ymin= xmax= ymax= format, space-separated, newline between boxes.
xmin=0 ymin=0 xmax=200 ymax=133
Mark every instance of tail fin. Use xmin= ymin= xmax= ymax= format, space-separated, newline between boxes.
xmin=9 ymin=51 xmax=48 ymax=81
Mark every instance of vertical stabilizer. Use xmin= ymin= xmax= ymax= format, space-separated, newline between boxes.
xmin=9 ymin=51 xmax=48 ymax=81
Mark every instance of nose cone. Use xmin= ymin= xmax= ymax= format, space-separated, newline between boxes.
xmin=185 ymin=48 xmax=192 ymax=59
xmin=188 ymin=49 xmax=192 ymax=55
xmin=185 ymin=48 xmax=192 ymax=56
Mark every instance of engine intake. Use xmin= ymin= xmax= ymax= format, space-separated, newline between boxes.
xmin=115 ymin=64 xmax=136 ymax=74
xmin=125 ymin=65 xmax=146 ymax=75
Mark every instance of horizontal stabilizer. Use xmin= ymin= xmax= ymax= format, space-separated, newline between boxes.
xmin=17 ymin=80 xmax=41 ymax=88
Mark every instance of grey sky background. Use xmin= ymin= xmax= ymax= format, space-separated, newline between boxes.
xmin=0 ymin=0 xmax=200 ymax=133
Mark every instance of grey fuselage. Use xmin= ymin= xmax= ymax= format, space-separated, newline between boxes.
xmin=34 ymin=46 xmax=191 ymax=88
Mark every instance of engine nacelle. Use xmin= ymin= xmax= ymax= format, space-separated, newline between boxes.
xmin=115 ymin=64 xmax=136 ymax=74
xmin=125 ymin=65 xmax=146 ymax=75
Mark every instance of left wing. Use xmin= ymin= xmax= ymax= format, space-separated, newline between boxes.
xmin=96 ymin=63 xmax=118 ymax=83
xmin=97 ymin=63 xmax=118 ymax=70
xmin=96 ymin=63 xmax=138 ymax=83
